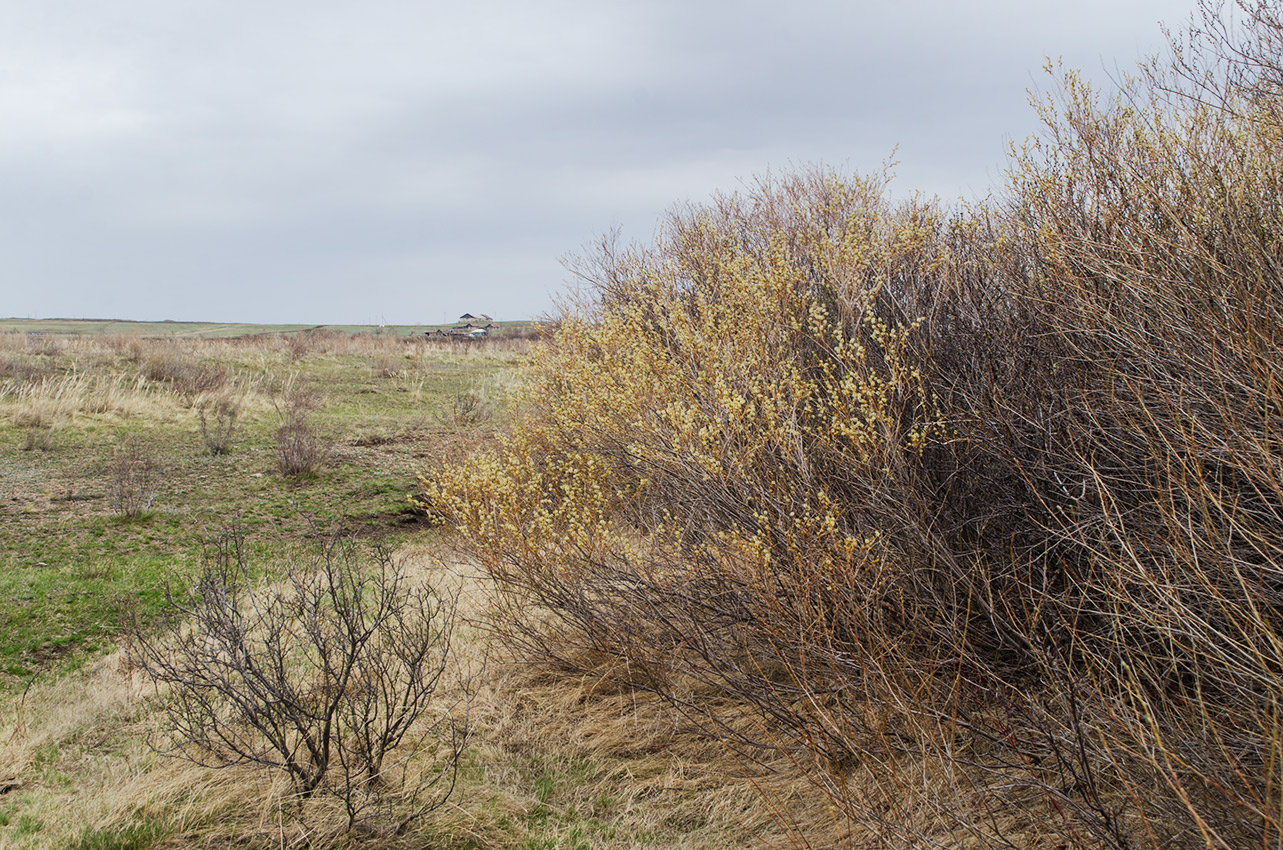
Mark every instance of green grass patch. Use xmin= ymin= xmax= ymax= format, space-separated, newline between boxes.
xmin=67 ymin=819 xmax=168 ymax=850
xmin=0 ymin=332 xmax=524 ymax=685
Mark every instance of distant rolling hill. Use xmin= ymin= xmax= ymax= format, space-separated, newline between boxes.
xmin=0 ymin=318 xmax=537 ymax=339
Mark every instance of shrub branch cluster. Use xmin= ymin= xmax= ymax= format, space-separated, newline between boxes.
xmin=423 ymin=4 xmax=1283 ymax=847
xmin=131 ymin=530 xmax=468 ymax=834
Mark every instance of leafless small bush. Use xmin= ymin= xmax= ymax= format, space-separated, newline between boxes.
xmin=285 ymin=332 xmax=310 ymax=363
xmin=25 ymin=333 xmax=63 ymax=357
xmin=0 ymin=355 xmax=55 ymax=386
xmin=272 ymin=381 xmax=330 ymax=477
xmin=105 ymin=334 xmax=146 ymax=364
xmin=107 ymin=436 xmax=158 ymax=519
xmin=197 ymin=394 xmax=241 ymax=456
xmin=129 ymin=530 xmax=468 ymax=834
xmin=446 ymin=388 xmax=493 ymax=426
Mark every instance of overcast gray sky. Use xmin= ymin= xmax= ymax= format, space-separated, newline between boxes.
xmin=0 ymin=0 xmax=1196 ymax=325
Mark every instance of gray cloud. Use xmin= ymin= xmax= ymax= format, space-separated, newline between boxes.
xmin=0 ymin=0 xmax=1194 ymax=323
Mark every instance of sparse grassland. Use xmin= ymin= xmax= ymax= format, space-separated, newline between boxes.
xmin=0 ymin=331 xmax=523 ymax=684
xmin=0 ymin=328 xmax=793 ymax=850
xmin=0 ymin=318 xmax=539 ymax=340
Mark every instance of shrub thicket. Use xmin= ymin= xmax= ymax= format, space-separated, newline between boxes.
xmin=425 ymin=3 xmax=1283 ymax=847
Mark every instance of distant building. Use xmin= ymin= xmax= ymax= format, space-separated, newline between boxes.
xmin=427 ymin=313 xmax=494 ymax=341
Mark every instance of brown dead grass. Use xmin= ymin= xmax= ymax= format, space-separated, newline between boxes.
xmin=0 ymin=650 xmax=277 ymax=849
xmin=0 ymin=541 xmax=1079 ymax=849
xmin=0 ymin=547 xmax=827 ymax=849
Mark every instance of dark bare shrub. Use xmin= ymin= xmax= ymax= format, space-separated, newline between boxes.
xmin=991 ymin=18 xmax=1283 ymax=844
xmin=447 ymin=388 xmax=493 ymax=427
xmin=105 ymin=333 xmax=145 ymax=364
xmin=285 ymin=332 xmax=310 ymax=363
xmin=272 ymin=381 xmax=330 ymax=477
xmin=197 ymin=394 xmax=240 ymax=456
xmin=0 ymin=356 xmax=55 ymax=386
xmin=107 ymin=436 xmax=158 ymax=519
xmin=141 ymin=346 xmax=228 ymax=397
xmin=130 ymin=530 xmax=468 ymax=833
xmin=25 ymin=333 xmax=63 ymax=357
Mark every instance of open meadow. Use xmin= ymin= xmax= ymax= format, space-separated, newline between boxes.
xmin=0 ymin=327 xmax=804 ymax=850
xmin=0 ymin=328 xmax=520 ymax=683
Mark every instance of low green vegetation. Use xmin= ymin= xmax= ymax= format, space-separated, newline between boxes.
xmin=67 ymin=819 xmax=168 ymax=850
xmin=0 ymin=329 xmax=522 ymax=684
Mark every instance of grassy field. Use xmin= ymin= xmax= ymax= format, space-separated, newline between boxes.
xmin=6 ymin=8 xmax=1275 ymax=845
xmin=0 ymin=327 xmax=788 ymax=850
xmin=0 ymin=329 xmax=522 ymax=683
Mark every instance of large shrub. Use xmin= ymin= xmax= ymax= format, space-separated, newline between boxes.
xmin=426 ymin=4 xmax=1283 ymax=847
xmin=427 ymin=171 xmax=1061 ymax=842
xmin=993 ymin=19 xmax=1283 ymax=848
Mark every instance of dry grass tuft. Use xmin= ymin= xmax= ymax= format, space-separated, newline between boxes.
xmin=2 ymin=373 xmax=187 ymax=432
xmin=140 ymin=346 xmax=229 ymax=398
xmin=0 ymin=652 xmax=274 ymax=849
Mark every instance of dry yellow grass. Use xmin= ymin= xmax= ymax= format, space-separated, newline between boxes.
xmin=0 ymin=545 xmax=1088 ymax=850
xmin=1 ymin=372 xmax=232 ymax=432
xmin=0 ymin=547 xmax=826 ymax=849
xmin=0 ymin=337 xmax=290 ymax=442
xmin=0 ymin=649 xmax=278 ymax=849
